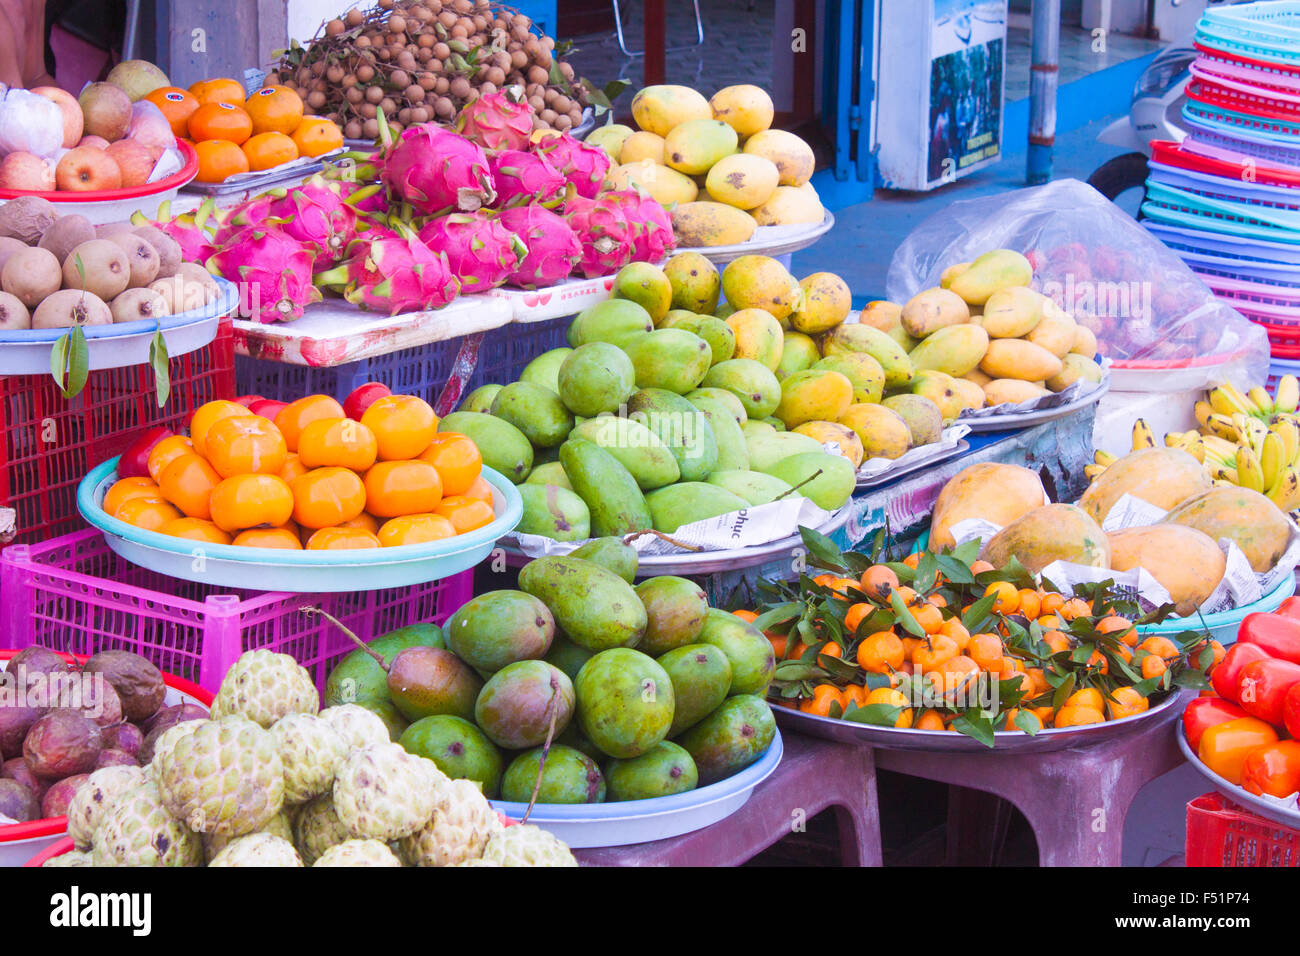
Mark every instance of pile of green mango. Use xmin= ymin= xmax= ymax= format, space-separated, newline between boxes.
xmin=322 ymin=538 xmax=777 ymax=804
xmin=445 ymin=256 xmax=863 ymax=543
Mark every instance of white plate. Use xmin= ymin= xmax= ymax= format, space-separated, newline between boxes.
xmin=958 ymin=378 xmax=1110 ymax=433
xmin=676 ymin=212 xmax=836 ymax=264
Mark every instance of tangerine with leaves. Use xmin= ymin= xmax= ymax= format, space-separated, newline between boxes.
xmin=859 ymin=564 xmax=899 ymax=602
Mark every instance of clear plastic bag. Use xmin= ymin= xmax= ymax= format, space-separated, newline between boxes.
xmin=885 ymin=178 xmax=1270 ymax=384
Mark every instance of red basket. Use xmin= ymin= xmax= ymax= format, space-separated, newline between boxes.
xmin=0 ymin=529 xmax=474 ymax=693
xmin=1185 ymin=792 xmax=1300 ymax=866
xmin=0 ymin=317 xmax=236 ymax=546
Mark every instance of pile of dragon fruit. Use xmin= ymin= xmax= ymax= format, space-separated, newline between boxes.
xmin=148 ymin=92 xmax=676 ymax=323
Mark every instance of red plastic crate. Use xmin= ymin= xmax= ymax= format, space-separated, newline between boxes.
xmin=0 ymin=317 xmax=236 ymax=545
xmin=1185 ymin=792 xmax=1300 ymax=866
xmin=0 ymin=529 xmax=473 ymax=693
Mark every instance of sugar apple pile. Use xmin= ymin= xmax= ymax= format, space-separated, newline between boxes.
xmin=45 ymin=649 xmax=578 ymax=868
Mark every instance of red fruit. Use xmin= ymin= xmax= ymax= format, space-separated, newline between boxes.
xmin=1211 ymin=642 xmax=1271 ymax=703
xmin=234 ymin=394 xmax=265 ymax=408
xmin=118 ymin=426 xmax=174 ymax=479
xmin=1237 ymin=658 xmax=1300 ymax=727
xmin=248 ymin=399 xmax=288 ymax=420
xmin=344 ymin=382 xmax=392 ymax=421
xmin=1183 ymin=697 xmax=1248 ymax=752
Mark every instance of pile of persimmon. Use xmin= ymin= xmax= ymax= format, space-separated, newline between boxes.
xmin=101 ymin=391 xmax=495 ymax=551
xmin=744 ymin=544 xmax=1220 ymax=738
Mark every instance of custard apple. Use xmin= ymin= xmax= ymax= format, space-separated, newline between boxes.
xmin=146 ymin=719 xmax=207 ymax=774
xmin=482 ymin=824 xmax=577 ymax=867
xmin=210 ymin=650 xmax=318 ymax=728
xmin=313 ymin=839 xmax=402 ymax=867
xmin=270 ymin=713 xmax=347 ymax=804
xmin=319 ymin=704 xmax=391 ymax=750
xmin=293 ymin=794 xmax=352 ymax=865
xmin=66 ymin=764 xmax=149 ymax=850
xmin=453 ymin=858 xmax=501 ymax=866
xmin=333 ymin=743 xmax=442 ymax=841
xmin=203 ymin=809 xmax=294 ymax=862
xmin=398 ymin=777 xmax=502 ymax=866
xmin=44 ymin=851 xmax=93 ymax=867
xmin=155 ymin=715 xmax=284 ymax=836
xmin=208 ymin=833 xmax=303 ymax=867
xmin=92 ymin=783 xmax=201 ymax=867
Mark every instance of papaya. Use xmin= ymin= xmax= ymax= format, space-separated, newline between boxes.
xmin=1078 ymin=447 xmax=1212 ymax=526
xmin=1107 ymin=525 xmax=1226 ymax=616
xmin=929 ymin=463 xmax=1047 ymax=552
xmin=1162 ymin=487 xmax=1292 ymax=573
xmin=979 ymin=503 xmax=1111 ymax=574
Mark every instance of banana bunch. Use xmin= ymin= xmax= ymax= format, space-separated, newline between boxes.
xmin=1196 ymin=377 xmax=1300 ymax=441
xmin=1083 ymin=419 xmax=1172 ymax=480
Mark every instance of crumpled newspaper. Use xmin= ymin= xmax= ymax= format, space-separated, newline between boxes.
xmin=856 ymin=425 xmax=971 ymax=484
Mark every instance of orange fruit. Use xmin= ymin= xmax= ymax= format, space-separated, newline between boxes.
xmin=910 ymin=602 xmax=943 ymax=635
xmin=280 ymin=453 xmax=310 ymax=483
xmin=145 ymin=87 xmax=200 ymax=138
xmin=912 ymin=634 xmax=958 ymax=674
xmin=306 ymin=527 xmax=382 ymax=550
xmin=377 ymin=513 xmax=457 ymax=547
xmin=864 ymin=687 xmax=914 ymax=728
xmin=1097 ymin=614 xmax=1137 ymax=647
xmin=859 ymin=564 xmax=899 ymax=602
xmin=116 ymin=496 xmax=182 ymax=532
xmin=856 ymin=630 xmax=903 ymax=674
xmin=158 ymin=453 xmax=222 ymax=519
xmin=799 ymin=684 xmax=845 ymax=717
xmin=244 ymin=85 xmax=305 ymax=135
xmin=195 ymin=138 xmax=251 ymax=182
xmin=1066 ymin=688 xmax=1105 ymax=713
xmin=1039 ymin=592 xmax=1066 ymax=616
xmin=338 ymin=512 xmax=382 ymax=534
xmin=292 ymin=116 xmax=344 ymax=157
xmin=843 ymin=602 xmax=872 ymax=634
xmin=1017 ymin=589 xmax=1041 ymax=621
xmin=902 ymin=552 xmax=921 ymax=570
xmin=204 ymin=415 xmax=288 ymax=478
xmin=189 ymin=102 xmax=254 ymax=144
xmin=732 ymin=609 xmax=758 ymax=622
xmin=418 ymin=432 xmax=482 ymax=496
xmin=1106 ymin=687 xmax=1150 ymax=720
xmin=1042 ymin=629 xmax=1071 ymax=654
xmin=363 ymin=460 xmax=443 ymax=518
xmin=817 ymin=642 xmax=843 ymax=662
xmin=147 ymin=435 xmax=196 ymax=483
xmin=462 ymin=475 xmax=494 ymax=505
xmin=984 ymin=581 xmax=1019 ymax=614
xmin=842 ymin=685 xmax=868 ymax=709
xmin=927 ymin=655 xmax=981 ymax=699
xmin=768 ymin=635 xmax=787 ymax=659
xmin=189 ymin=77 xmax=246 ymax=106
xmin=290 ymin=467 xmax=367 ymax=529
xmin=209 ymin=474 xmax=295 ymax=533
xmin=1060 ymin=597 xmax=1091 ymax=621
xmin=160 ymin=517 xmax=233 ymax=545
xmin=232 ymin=527 xmax=302 ymax=549
xmin=297 ymin=417 xmax=378 ymax=472
xmin=103 ymin=476 xmax=160 ymax=516
xmin=434 ymin=496 xmax=494 ymax=534
xmin=892 ymin=585 xmax=918 ymax=606
xmin=1141 ymin=655 xmax=1169 ymax=680
xmin=968 ymin=633 xmax=1004 ymax=671
xmin=915 ymin=709 xmax=946 ymax=731
xmin=939 ymin=617 xmax=970 ymax=651
xmin=1024 ymin=667 xmax=1049 ymax=698
xmin=275 ymin=395 xmax=346 ymax=452
xmin=189 ymin=400 xmax=251 ymax=458
xmin=1054 ymin=705 xmax=1105 ymax=727
xmin=242 ymin=131 xmax=299 ymax=171
xmin=361 ymin=395 xmax=438 ymax=461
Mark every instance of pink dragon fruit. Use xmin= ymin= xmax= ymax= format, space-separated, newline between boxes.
xmin=456 ymin=89 xmax=535 ymax=153
xmin=601 ymin=188 xmax=676 ymax=263
xmin=561 ymin=192 xmax=635 ymax=279
xmin=263 ymin=175 xmax=362 ymax=265
xmin=210 ymin=195 xmax=282 ymax=251
xmin=339 ymin=180 xmax=388 ymax=215
xmin=134 ymin=199 xmax=217 ymax=263
xmin=206 ymin=226 xmax=321 ymax=324
xmin=533 ymin=132 xmax=612 ymax=200
xmin=489 ymin=150 xmax=566 ymax=208
xmin=315 ymin=235 xmax=461 ymax=314
xmin=417 ymin=212 xmax=526 ymax=292
xmin=497 ymin=204 xmax=582 ymax=289
xmin=381 ymin=126 xmax=496 ymax=216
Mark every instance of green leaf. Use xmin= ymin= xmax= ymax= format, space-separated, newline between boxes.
xmin=961 ymin=592 xmax=997 ymax=633
xmin=50 ymin=326 xmax=89 ymax=400
xmin=889 ymin=590 xmax=924 ymax=637
xmin=603 ymin=78 xmax=630 ymax=102
xmin=149 ymin=330 xmax=170 ymax=407
xmin=773 ymin=662 xmax=822 ymax=681
xmin=1173 ymin=668 xmax=1211 ymax=691
xmin=951 ymin=712 xmax=995 ymax=748
xmin=1014 ymin=710 xmax=1042 ymax=735
xmin=935 ymin=553 xmax=975 ymax=585
xmin=799 ymin=525 xmax=848 ymax=572
xmin=752 ymin=603 xmax=800 ymax=634
xmin=1051 ymin=671 xmax=1076 ymax=713
xmin=950 ymin=538 xmax=982 ymax=565
xmin=841 ymin=703 xmax=902 ymax=727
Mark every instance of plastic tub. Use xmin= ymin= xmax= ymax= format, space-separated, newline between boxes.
xmin=1135 ymin=575 xmax=1296 ymax=645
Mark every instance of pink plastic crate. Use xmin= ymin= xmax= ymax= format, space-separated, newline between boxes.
xmin=0 ymin=529 xmax=474 ymax=693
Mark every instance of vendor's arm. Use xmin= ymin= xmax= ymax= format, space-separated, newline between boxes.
xmin=0 ymin=0 xmax=59 ymax=88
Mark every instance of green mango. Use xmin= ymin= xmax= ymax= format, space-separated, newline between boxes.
xmin=519 ymin=347 xmax=574 ymax=395
xmin=445 ymin=589 xmax=555 ymax=674
xmin=399 ymin=715 xmax=503 ymax=797
xmin=760 ymin=416 xmax=786 ymax=430
xmin=544 ymin=632 xmax=596 ymax=683
xmin=518 ymin=555 xmax=648 ymax=651
xmin=624 ymin=328 xmax=713 ymax=394
xmin=906 ymin=323 xmax=990 ymax=378
xmin=569 ymin=536 xmax=639 ymax=583
xmin=567 ymin=298 xmax=654 ymax=350
xmin=882 ymin=393 xmax=944 ymax=445
xmin=569 ymin=415 xmax=681 ymax=490
xmin=524 ymin=461 xmax=572 ymax=490
xmin=658 ymin=643 xmax=732 ymax=736
xmin=438 ymin=411 xmax=533 ymax=484
xmin=644 ymin=482 xmax=749 ymax=533
xmin=821 ymin=325 xmax=914 ymax=388
xmin=575 ymin=648 xmax=675 ymax=759
xmin=460 ymin=383 xmax=502 ymax=414
xmin=686 ymin=387 xmax=747 ymax=424
xmin=705 ymin=469 xmax=792 ymax=506
xmin=775 ymin=331 xmax=820 ymax=379
xmin=357 ymin=698 xmax=408 ymax=741
xmin=500 ymin=745 xmax=605 ymax=803
xmin=613 ymin=262 xmax=672 ymax=323
xmin=815 ymin=353 xmax=885 ymax=405
xmin=626 ymin=388 xmax=719 ymax=482
xmin=689 ymin=396 xmax=749 ymax=471
xmin=693 ymin=316 xmax=737 ymax=366
xmin=516 ymin=484 xmax=590 ymax=542
xmin=490 ymin=381 xmax=574 ymax=448
xmin=695 ymin=608 xmax=775 ymax=696
xmin=764 ymin=451 xmax=855 ymax=511
xmin=701 ymin=358 xmax=781 ymax=419
xmin=474 ymin=659 xmax=574 ymax=750
xmin=659 ymin=309 xmax=701 ymax=329
xmin=676 ymin=694 xmax=775 ymax=785
xmin=556 ymin=342 xmax=637 ymax=418
xmin=605 ymin=741 xmax=698 ymax=800
xmin=745 ymin=429 xmax=823 ymax=473
xmin=559 ymin=438 xmax=652 ymax=538
xmin=323 ymin=624 xmax=444 ymax=709
xmin=634 ymin=575 xmax=710 ymax=656
xmin=739 ymin=419 xmax=775 ymax=440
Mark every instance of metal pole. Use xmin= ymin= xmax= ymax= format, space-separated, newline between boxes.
xmin=1027 ymin=0 xmax=1060 ymax=185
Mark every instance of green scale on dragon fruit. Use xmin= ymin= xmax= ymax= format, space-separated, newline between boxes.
xmin=417 ymin=212 xmax=526 ymax=293
xmin=314 ymin=233 xmax=461 ymax=315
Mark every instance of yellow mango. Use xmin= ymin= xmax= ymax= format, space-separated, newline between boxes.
xmin=1025 ymin=301 xmax=1076 ymax=358
xmin=814 ymin=353 xmax=885 ymax=404
xmin=619 ymin=130 xmax=667 ymax=165
xmin=793 ymin=420 xmax=865 ymax=468
xmin=743 ymin=129 xmax=815 ymax=186
xmin=750 ymin=185 xmax=824 ymax=226
xmin=839 ymin=403 xmax=911 ymax=460
xmin=980 ymin=286 xmax=1044 ymax=339
xmin=705 ymin=153 xmax=780 ymax=210
xmin=710 ymin=84 xmax=775 ymax=138
xmin=789 ymin=272 xmax=851 ymax=334
xmin=982 ymin=379 xmax=1050 ymax=406
xmin=907 ymin=323 xmax=990 ymax=377
xmin=947 ymin=249 xmax=1033 ymax=305
xmin=726 ymin=308 xmax=785 ymax=370
xmin=607 ymin=160 xmax=698 ymax=206
xmin=900 ymin=287 xmax=970 ymax=339
xmin=631 ymin=85 xmax=713 ymax=136
xmin=586 ymin=124 xmax=634 ymax=161
xmin=671 ymin=202 xmax=757 ymax=247
xmin=1046 ymin=354 xmax=1103 ymax=392
xmin=721 ymin=255 xmax=802 ymax=320
xmin=1071 ymin=323 xmax=1098 ymax=359
xmin=664 ymin=119 xmax=738 ymax=175
xmin=939 ymin=262 xmax=971 ymax=289
xmin=979 ymin=339 xmax=1063 ymax=382
xmin=775 ymin=369 xmax=854 ymax=428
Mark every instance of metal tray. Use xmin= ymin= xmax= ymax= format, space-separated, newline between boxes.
xmin=957 ymin=378 xmax=1109 ymax=433
xmin=677 ymin=212 xmax=836 ymax=264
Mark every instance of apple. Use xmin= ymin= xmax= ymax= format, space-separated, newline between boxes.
xmin=56 ymin=146 xmax=122 ymax=191
xmin=105 ymin=139 xmax=157 ymax=187
xmin=248 ymin=399 xmax=288 ymax=420
xmin=31 ymin=87 xmax=84 ymax=148
xmin=117 ymin=426 xmax=173 ymax=479
xmin=77 ymin=135 xmax=110 ymax=150
xmin=344 ymin=382 xmax=392 ymax=420
xmin=0 ymin=152 xmax=55 ymax=191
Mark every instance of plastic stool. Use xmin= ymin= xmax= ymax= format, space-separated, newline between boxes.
xmin=575 ymin=734 xmax=882 ymax=866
